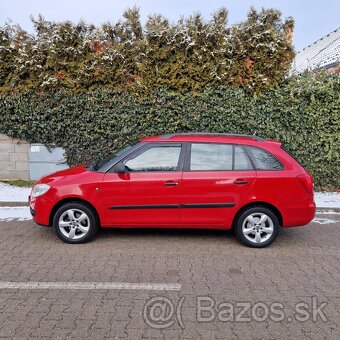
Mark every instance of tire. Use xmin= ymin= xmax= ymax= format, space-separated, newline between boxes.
xmin=53 ymin=202 xmax=99 ymax=244
xmin=234 ymin=206 xmax=280 ymax=248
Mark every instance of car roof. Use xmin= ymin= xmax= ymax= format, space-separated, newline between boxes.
xmin=140 ymin=133 xmax=277 ymax=145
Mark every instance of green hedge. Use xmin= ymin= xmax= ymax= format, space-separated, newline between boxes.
xmin=0 ymin=8 xmax=294 ymax=94
xmin=0 ymin=73 xmax=339 ymax=189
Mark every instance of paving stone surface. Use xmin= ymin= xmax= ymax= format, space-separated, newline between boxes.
xmin=0 ymin=211 xmax=339 ymax=339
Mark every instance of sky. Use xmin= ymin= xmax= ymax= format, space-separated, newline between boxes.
xmin=0 ymin=0 xmax=339 ymax=51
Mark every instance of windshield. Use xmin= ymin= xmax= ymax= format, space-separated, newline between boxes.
xmin=87 ymin=144 xmax=137 ymax=171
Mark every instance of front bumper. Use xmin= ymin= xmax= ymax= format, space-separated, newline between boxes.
xmin=29 ymin=195 xmax=52 ymax=226
xmin=30 ymin=206 xmax=36 ymax=216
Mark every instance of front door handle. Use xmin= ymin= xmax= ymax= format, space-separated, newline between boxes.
xmin=164 ymin=181 xmax=179 ymax=187
xmin=234 ymin=179 xmax=248 ymax=185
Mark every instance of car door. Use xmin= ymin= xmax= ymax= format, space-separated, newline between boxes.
xmin=100 ymin=143 xmax=184 ymax=226
xmin=180 ymin=143 xmax=256 ymax=226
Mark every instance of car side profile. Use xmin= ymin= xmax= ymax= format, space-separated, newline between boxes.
xmin=29 ymin=133 xmax=316 ymax=247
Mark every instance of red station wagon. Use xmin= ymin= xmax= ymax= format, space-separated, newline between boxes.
xmin=29 ymin=133 xmax=316 ymax=247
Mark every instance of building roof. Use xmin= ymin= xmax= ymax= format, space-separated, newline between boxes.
xmin=292 ymin=27 xmax=340 ymax=73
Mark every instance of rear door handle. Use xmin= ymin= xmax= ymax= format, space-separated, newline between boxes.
xmin=234 ymin=179 xmax=248 ymax=185
xmin=164 ymin=181 xmax=179 ymax=187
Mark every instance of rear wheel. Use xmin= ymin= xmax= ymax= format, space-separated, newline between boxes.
xmin=53 ymin=202 xmax=98 ymax=244
xmin=234 ymin=207 xmax=280 ymax=248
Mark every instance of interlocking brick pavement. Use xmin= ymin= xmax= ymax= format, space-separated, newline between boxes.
xmin=0 ymin=211 xmax=339 ymax=339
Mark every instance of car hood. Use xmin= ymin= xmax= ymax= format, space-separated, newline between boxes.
xmin=37 ymin=166 xmax=89 ymax=185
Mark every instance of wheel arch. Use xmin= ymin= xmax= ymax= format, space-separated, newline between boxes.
xmin=49 ymin=197 xmax=101 ymax=227
xmin=232 ymin=201 xmax=283 ymax=228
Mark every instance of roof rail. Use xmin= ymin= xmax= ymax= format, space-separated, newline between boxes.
xmin=160 ymin=132 xmax=265 ymax=142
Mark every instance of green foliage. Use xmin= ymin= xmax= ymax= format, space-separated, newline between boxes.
xmin=0 ymin=7 xmax=294 ymax=94
xmin=0 ymin=73 xmax=338 ymax=189
xmin=2 ymin=179 xmax=35 ymax=187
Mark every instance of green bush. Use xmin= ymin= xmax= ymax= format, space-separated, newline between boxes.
xmin=0 ymin=73 xmax=339 ymax=189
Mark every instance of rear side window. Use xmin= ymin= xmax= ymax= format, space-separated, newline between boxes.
xmin=234 ymin=146 xmax=253 ymax=170
xmin=190 ymin=144 xmax=233 ymax=170
xmin=189 ymin=143 xmax=254 ymax=171
xmin=246 ymin=146 xmax=283 ymax=170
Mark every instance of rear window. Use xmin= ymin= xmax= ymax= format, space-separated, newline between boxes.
xmin=246 ymin=146 xmax=283 ymax=170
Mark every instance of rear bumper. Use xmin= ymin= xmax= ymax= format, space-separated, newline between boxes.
xmin=281 ymin=200 xmax=316 ymax=227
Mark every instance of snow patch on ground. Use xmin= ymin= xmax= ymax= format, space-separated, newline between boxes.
xmin=312 ymin=217 xmax=337 ymax=225
xmin=0 ymin=207 xmax=32 ymax=221
xmin=316 ymin=210 xmax=340 ymax=215
xmin=314 ymin=192 xmax=340 ymax=208
xmin=0 ymin=183 xmax=31 ymax=202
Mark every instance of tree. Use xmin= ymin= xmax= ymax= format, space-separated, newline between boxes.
xmin=0 ymin=7 xmax=295 ymax=94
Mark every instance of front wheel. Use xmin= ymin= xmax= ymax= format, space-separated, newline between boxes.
xmin=53 ymin=202 xmax=99 ymax=244
xmin=234 ymin=207 xmax=280 ymax=248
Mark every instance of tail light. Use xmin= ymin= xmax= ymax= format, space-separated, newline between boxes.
xmin=296 ymin=173 xmax=313 ymax=193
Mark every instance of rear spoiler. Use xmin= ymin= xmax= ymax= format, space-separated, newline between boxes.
xmin=266 ymin=139 xmax=282 ymax=147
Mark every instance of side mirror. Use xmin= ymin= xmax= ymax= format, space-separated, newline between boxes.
xmin=114 ymin=162 xmax=127 ymax=174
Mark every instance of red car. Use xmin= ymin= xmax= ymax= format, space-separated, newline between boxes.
xmin=29 ymin=133 xmax=315 ymax=247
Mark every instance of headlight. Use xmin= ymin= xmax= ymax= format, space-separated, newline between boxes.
xmin=31 ymin=184 xmax=50 ymax=198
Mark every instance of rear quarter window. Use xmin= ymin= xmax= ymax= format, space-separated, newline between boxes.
xmin=246 ymin=146 xmax=284 ymax=170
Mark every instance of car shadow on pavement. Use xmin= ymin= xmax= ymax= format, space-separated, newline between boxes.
xmin=96 ymin=226 xmax=234 ymax=240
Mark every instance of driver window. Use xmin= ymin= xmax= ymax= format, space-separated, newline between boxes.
xmin=125 ymin=146 xmax=181 ymax=172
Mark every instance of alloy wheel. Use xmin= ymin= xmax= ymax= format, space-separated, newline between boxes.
xmin=58 ymin=208 xmax=90 ymax=240
xmin=241 ymin=212 xmax=274 ymax=244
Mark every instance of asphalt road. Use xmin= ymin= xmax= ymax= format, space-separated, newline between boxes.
xmin=0 ymin=210 xmax=339 ymax=339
